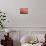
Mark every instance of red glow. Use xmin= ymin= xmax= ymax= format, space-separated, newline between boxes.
xmin=20 ymin=8 xmax=28 ymax=14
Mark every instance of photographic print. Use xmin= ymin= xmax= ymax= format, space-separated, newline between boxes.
xmin=20 ymin=8 xmax=28 ymax=14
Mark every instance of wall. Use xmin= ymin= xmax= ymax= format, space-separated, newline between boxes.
xmin=0 ymin=0 xmax=46 ymax=27
xmin=0 ymin=0 xmax=46 ymax=46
